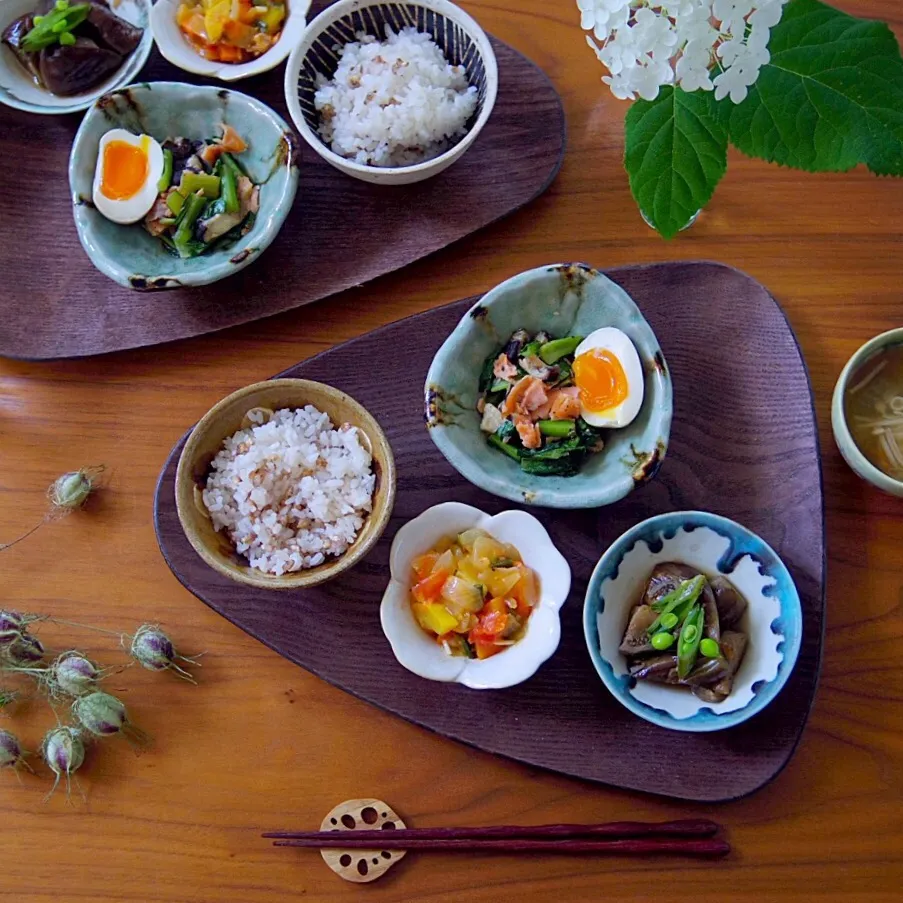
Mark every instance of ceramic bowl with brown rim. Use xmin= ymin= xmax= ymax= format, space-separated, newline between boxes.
xmin=175 ymin=378 xmax=396 ymax=589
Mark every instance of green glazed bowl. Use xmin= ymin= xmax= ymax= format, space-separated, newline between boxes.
xmin=832 ymin=327 xmax=903 ymax=498
xmin=425 ymin=263 xmax=673 ymax=508
xmin=69 ymin=82 xmax=300 ymax=290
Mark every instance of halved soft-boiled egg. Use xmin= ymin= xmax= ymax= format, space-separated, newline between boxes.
xmin=92 ymin=129 xmax=165 ymax=225
xmin=573 ymin=327 xmax=645 ymax=429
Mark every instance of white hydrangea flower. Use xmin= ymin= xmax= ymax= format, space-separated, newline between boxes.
xmin=579 ymin=0 xmax=790 ymax=103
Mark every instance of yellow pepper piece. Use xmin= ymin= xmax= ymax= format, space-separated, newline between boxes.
xmin=260 ymin=4 xmax=285 ymax=33
xmin=204 ymin=0 xmax=231 ymax=43
xmin=412 ymin=602 xmax=459 ymax=636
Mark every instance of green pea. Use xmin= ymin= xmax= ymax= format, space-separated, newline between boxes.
xmin=59 ymin=31 xmax=75 ymax=44
xmin=33 ymin=14 xmax=45 ymax=23
xmin=683 ymin=624 xmax=699 ymax=644
xmin=700 ymin=638 xmax=720 ymax=658
xmin=55 ymin=0 xmax=69 ymax=9
xmin=660 ymin=612 xmax=679 ymax=630
xmin=651 ymin=631 xmax=675 ymax=651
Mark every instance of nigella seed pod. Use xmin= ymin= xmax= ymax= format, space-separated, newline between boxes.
xmin=72 ymin=691 xmax=126 ymax=736
xmin=0 ymin=729 xmax=24 ymax=769
xmin=53 ymin=652 xmax=99 ymax=697
xmin=0 ymin=611 xmax=25 ymax=633
xmin=3 ymin=631 xmax=44 ymax=665
xmin=42 ymin=726 xmax=86 ymax=802
xmin=72 ymin=692 xmax=149 ymax=747
xmin=48 ymin=467 xmax=103 ymax=511
xmin=130 ymin=625 xmax=200 ymax=683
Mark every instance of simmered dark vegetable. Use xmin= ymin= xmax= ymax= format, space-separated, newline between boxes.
xmin=2 ymin=0 xmax=143 ymax=96
xmin=622 ymin=563 xmax=749 ymax=703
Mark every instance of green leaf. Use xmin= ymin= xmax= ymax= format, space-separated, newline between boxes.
xmin=624 ymin=86 xmax=728 ymax=239
xmin=725 ymin=0 xmax=903 ymax=175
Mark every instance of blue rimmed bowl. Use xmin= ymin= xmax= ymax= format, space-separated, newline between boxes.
xmin=283 ymin=0 xmax=498 ymax=185
xmin=0 ymin=0 xmax=152 ymax=115
xmin=583 ymin=511 xmax=803 ymax=733
xmin=69 ymin=82 xmax=300 ymax=290
xmin=424 ymin=263 xmax=672 ymax=509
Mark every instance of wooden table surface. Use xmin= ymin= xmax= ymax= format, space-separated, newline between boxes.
xmin=2 ymin=1 xmax=902 ymax=900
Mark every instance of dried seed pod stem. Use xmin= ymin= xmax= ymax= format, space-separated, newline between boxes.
xmin=0 ymin=688 xmax=20 ymax=715
xmin=0 ymin=466 xmax=105 ymax=553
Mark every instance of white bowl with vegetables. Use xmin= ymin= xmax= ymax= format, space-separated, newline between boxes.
xmin=380 ymin=502 xmax=571 ymax=689
xmin=150 ymin=0 xmax=311 ymax=81
xmin=69 ymin=81 xmax=299 ymax=290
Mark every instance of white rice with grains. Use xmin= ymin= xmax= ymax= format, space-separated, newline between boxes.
xmin=314 ymin=26 xmax=478 ymax=167
xmin=202 ymin=406 xmax=376 ymax=576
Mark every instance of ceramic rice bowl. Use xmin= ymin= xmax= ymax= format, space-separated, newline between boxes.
xmin=69 ymin=82 xmax=299 ymax=290
xmin=380 ymin=502 xmax=571 ymax=689
xmin=284 ymin=0 xmax=498 ymax=185
xmin=583 ymin=511 xmax=803 ymax=733
xmin=425 ymin=263 xmax=672 ymax=508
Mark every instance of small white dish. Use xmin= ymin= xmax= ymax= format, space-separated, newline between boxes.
xmin=150 ymin=0 xmax=311 ymax=81
xmin=380 ymin=502 xmax=571 ymax=689
xmin=0 ymin=0 xmax=153 ymax=115
xmin=284 ymin=0 xmax=499 ymax=185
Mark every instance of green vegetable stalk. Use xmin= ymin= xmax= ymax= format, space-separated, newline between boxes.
xmin=173 ymin=191 xmax=208 ymax=259
xmin=677 ymin=604 xmax=705 ymax=679
xmin=539 ymin=336 xmax=583 ymax=364
xmin=221 ymin=163 xmax=239 ymax=215
xmin=646 ymin=575 xmax=706 ymax=635
xmin=157 ymin=149 xmax=173 ymax=193
xmin=22 ymin=0 xmax=90 ymax=52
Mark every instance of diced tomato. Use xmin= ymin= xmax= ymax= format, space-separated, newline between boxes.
xmin=412 ymin=571 xmax=449 ymax=604
xmin=470 ymin=598 xmax=508 ymax=642
xmin=411 ymin=552 xmax=440 ymax=582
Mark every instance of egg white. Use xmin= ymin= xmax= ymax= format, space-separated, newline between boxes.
xmin=92 ymin=129 xmax=165 ymax=225
xmin=574 ymin=327 xmax=645 ymax=429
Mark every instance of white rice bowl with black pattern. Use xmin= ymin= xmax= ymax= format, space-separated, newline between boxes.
xmin=202 ymin=406 xmax=375 ymax=576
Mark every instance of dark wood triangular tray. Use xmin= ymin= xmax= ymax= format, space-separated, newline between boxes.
xmin=154 ymin=261 xmax=825 ymax=802
xmin=0 ymin=2 xmax=564 ymax=360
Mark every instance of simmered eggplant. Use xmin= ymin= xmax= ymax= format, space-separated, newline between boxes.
xmin=39 ymin=37 xmax=121 ymax=95
xmin=1 ymin=0 xmax=143 ymax=97
xmin=621 ymin=564 xmax=749 ymax=703
xmin=710 ymin=576 xmax=748 ymax=630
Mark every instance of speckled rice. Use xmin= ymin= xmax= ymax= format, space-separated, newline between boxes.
xmin=314 ymin=27 xmax=478 ymax=167
xmin=202 ymin=406 xmax=375 ymax=576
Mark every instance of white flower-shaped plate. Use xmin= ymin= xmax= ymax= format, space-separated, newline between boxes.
xmin=380 ymin=502 xmax=571 ymax=689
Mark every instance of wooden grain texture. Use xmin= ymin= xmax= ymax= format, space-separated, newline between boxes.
xmin=0 ymin=18 xmax=565 ymax=359
xmin=0 ymin=1 xmax=902 ymax=900
xmin=154 ymin=262 xmax=825 ymax=802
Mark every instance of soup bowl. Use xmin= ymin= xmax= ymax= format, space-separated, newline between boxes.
xmin=832 ymin=327 xmax=903 ymax=498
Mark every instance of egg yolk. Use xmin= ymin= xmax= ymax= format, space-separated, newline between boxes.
xmin=573 ymin=348 xmax=629 ymax=412
xmin=100 ymin=138 xmax=149 ymax=201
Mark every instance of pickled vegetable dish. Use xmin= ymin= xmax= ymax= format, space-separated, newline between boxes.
xmin=619 ymin=563 xmax=749 ymax=703
xmin=409 ymin=529 xmax=539 ymax=660
xmin=477 ymin=327 xmax=645 ymax=476
xmin=176 ymin=0 xmax=285 ymax=63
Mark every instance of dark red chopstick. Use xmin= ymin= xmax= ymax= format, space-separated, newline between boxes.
xmin=263 ymin=818 xmax=719 ymax=842
xmin=271 ymin=837 xmax=730 ymax=857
